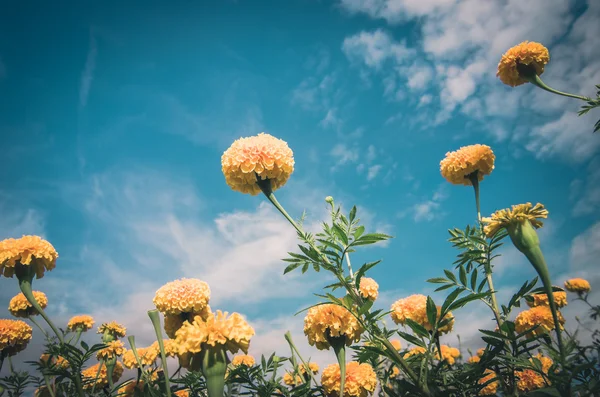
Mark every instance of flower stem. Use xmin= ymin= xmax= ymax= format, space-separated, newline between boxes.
xmin=148 ymin=310 xmax=172 ymax=397
xmin=127 ymin=336 xmax=146 ymax=373
xmin=284 ymin=331 xmax=319 ymax=388
xmin=43 ymin=374 xmax=56 ymax=397
xmin=328 ymin=335 xmax=347 ymax=397
xmin=527 ymin=74 xmax=590 ymax=101
xmin=200 ymin=345 xmax=228 ymax=397
xmin=27 ymin=315 xmax=49 ymax=339
xmin=90 ymin=358 xmax=104 ymax=395
xmin=7 ymin=355 xmax=14 ymax=374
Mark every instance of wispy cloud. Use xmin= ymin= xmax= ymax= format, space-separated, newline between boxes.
xmin=398 ymin=183 xmax=448 ymax=222
xmin=79 ymin=31 xmax=97 ymax=110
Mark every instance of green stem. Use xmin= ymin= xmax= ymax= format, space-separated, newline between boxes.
xmin=106 ymin=359 xmax=115 ymax=390
xmin=200 ymin=345 xmax=228 ymax=397
xmin=7 ymin=356 xmax=14 ymax=374
xmin=90 ymin=358 xmax=104 ymax=394
xmin=27 ymin=315 xmax=49 ymax=339
xmin=72 ymin=329 xmax=83 ymax=346
xmin=148 ymin=310 xmax=172 ymax=397
xmin=0 ymin=352 xmax=4 ymax=374
xmin=328 ymin=335 xmax=347 ymax=397
xmin=284 ymin=331 xmax=318 ymax=388
xmin=43 ymin=374 xmax=56 ymax=397
xmin=527 ymin=74 xmax=590 ymax=101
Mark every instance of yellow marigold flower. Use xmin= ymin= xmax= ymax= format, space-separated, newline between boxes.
xmin=321 ymin=361 xmax=377 ymax=397
xmin=477 ymin=348 xmax=485 ymax=357
xmin=359 ymin=277 xmax=379 ymax=301
xmin=390 ymin=339 xmax=402 ymax=351
xmin=174 ymin=390 xmax=190 ymax=397
xmin=40 ymin=354 xmax=69 ymax=369
xmin=283 ymin=372 xmax=304 ymax=386
xmin=468 ymin=355 xmax=480 ymax=364
xmin=118 ymin=380 xmax=144 ymax=396
xmin=175 ymin=310 xmax=255 ymax=355
xmin=527 ymin=291 xmax=567 ymax=308
xmin=390 ymin=294 xmax=455 ymax=334
xmin=300 ymin=362 xmax=319 ymax=374
xmin=516 ymin=354 xmax=553 ymax=392
xmin=232 ymin=354 xmax=255 ymax=367
xmin=391 ymin=366 xmax=400 ymax=378
xmin=164 ymin=313 xmax=185 ymax=339
xmin=0 ymin=318 xmax=33 ymax=355
xmin=437 ymin=345 xmax=461 ymax=365
xmin=515 ymin=306 xmax=565 ymax=338
xmin=221 ymin=132 xmax=295 ymax=195
xmin=403 ymin=346 xmax=426 ymax=359
xmin=154 ymin=278 xmax=211 ymax=315
xmin=478 ymin=369 xmax=499 ymax=396
xmin=304 ymin=304 xmax=363 ymax=350
xmin=97 ymin=321 xmax=126 ymax=338
xmin=67 ymin=315 xmax=95 ymax=332
xmin=482 ymin=203 xmax=548 ymax=238
xmin=564 ymin=278 xmax=591 ymax=294
xmin=96 ymin=340 xmax=126 ymax=360
xmin=81 ymin=361 xmax=123 ymax=390
xmin=0 ymin=235 xmax=58 ymax=279
xmin=497 ymin=41 xmax=550 ymax=87
xmin=149 ymin=339 xmax=179 ymax=358
xmin=440 ymin=144 xmax=495 ymax=186
xmin=8 ymin=291 xmax=48 ymax=317
xmin=122 ymin=347 xmax=158 ymax=369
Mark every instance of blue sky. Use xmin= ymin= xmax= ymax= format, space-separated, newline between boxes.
xmin=1 ymin=0 xmax=599 ymax=370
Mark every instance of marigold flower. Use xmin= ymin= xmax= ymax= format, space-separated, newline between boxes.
xmin=67 ymin=315 xmax=95 ymax=332
xmin=122 ymin=347 xmax=158 ymax=369
xmin=516 ymin=354 xmax=553 ymax=392
xmin=477 ymin=348 xmax=485 ymax=357
xmin=479 ymin=369 xmax=499 ymax=396
xmin=97 ymin=321 xmax=126 ymax=339
xmin=96 ymin=340 xmax=126 ymax=360
xmin=564 ymin=278 xmax=591 ymax=294
xmin=154 ymin=278 xmax=211 ymax=315
xmin=390 ymin=294 xmax=454 ymax=334
xmin=304 ymin=304 xmax=363 ymax=350
xmin=321 ymin=361 xmax=377 ymax=397
xmin=359 ymin=277 xmax=379 ymax=301
xmin=283 ymin=372 xmax=304 ymax=386
xmin=0 ymin=235 xmax=58 ymax=278
xmin=174 ymin=390 xmax=190 ymax=397
xmin=175 ymin=310 xmax=255 ymax=355
xmin=221 ymin=132 xmax=295 ymax=195
xmin=391 ymin=366 xmax=400 ymax=378
xmin=0 ymin=319 xmax=33 ymax=355
xmin=150 ymin=339 xmax=179 ymax=358
xmin=482 ymin=203 xmax=548 ymax=238
xmin=390 ymin=339 xmax=402 ymax=351
xmin=497 ymin=41 xmax=550 ymax=87
xmin=527 ymin=291 xmax=567 ymax=308
xmin=515 ymin=306 xmax=565 ymax=338
xmin=117 ymin=380 xmax=145 ymax=396
xmin=403 ymin=346 xmax=426 ymax=359
xmin=81 ymin=361 xmax=123 ymax=390
xmin=467 ymin=355 xmax=480 ymax=364
xmin=40 ymin=353 xmax=69 ymax=369
xmin=440 ymin=144 xmax=495 ymax=186
xmin=437 ymin=345 xmax=461 ymax=365
xmin=8 ymin=291 xmax=48 ymax=317
xmin=300 ymin=362 xmax=320 ymax=375
xmin=232 ymin=354 xmax=255 ymax=367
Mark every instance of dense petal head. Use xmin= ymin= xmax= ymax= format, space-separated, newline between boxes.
xmin=303 ymin=304 xmax=363 ymax=350
xmin=96 ymin=340 xmax=126 ymax=360
xmin=0 ymin=235 xmax=58 ymax=279
xmin=478 ymin=369 xmax=499 ymax=395
xmin=515 ymin=306 xmax=565 ymax=338
xmin=81 ymin=362 xmax=123 ymax=390
xmin=0 ymin=319 xmax=33 ymax=355
xmin=221 ymin=132 xmax=295 ymax=195
xmin=97 ymin=321 xmax=127 ymax=339
xmin=390 ymin=294 xmax=454 ymax=334
xmin=231 ymin=354 xmax=255 ymax=367
xmin=40 ymin=353 xmax=70 ymax=369
xmin=122 ymin=346 xmax=158 ymax=369
xmin=526 ymin=291 xmax=567 ymax=308
xmin=482 ymin=203 xmax=548 ymax=238
xmin=437 ymin=345 xmax=461 ymax=365
xmin=564 ymin=278 xmax=591 ymax=294
xmin=497 ymin=41 xmax=550 ymax=87
xmin=321 ymin=361 xmax=377 ymax=397
xmin=440 ymin=144 xmax=495 ymax=186
xmin=154 ymin=278 xmax=211 ymax=315
xmin=8 ymin=291 xmax=48 ymax=317
xmin=67 ymin=315 xmax=95 ymax=332
xmin=516 ymin=354 xmax=553 ymax=392
xmin=359 ymin=277 xmax=379 ymax=301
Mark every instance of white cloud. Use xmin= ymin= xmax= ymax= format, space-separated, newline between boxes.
xmin=367 ymin=164 xmax=383 ymax=181
xmin=342 ymin=29 xmax=413 ymax=69
xmin=79 ymin=32 xmax=97 ymax=109
xmin=399 ymin=184 xmax=448 ymax=222
xmin=338 ymin=0 xmax=457 ymax=22
xmin=330 ymin=143 xmax=360 ymax=169
xmin=569 ymin=221 xmax=600 ymax=272
xmin=319 ymin=108 xmax=340 ymax=129
xmin=570 ymin=156 xmax=600 ymax=216
xmin=413 ymin=200 xmax=440 ymax=222
xmin=291 ymin=74 xmax=337 ymax=111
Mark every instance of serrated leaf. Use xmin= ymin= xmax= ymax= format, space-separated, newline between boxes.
xmin=435 ymin=284 xmax=455 ymax=292
xmin=426 ymin=296 xmax=437 ymax=329
xmin=396 ymin=331 xmax=426 ymax=347
xmin=404 ymin=318 xmax=430 ymax=338
xmin=301 ymin=263 xmax=309 ymax=273
xmin=442 ymin=287 xmax=464 ymax=314
xmin=284 ymin=263 xmax=301 ymax=274
xmin=332 ymin=224 xmax=349 ymax=245
xmin=448 ymin=292 xmax=490 ymax=311
xmin=353 ymin=225 xmax=365 ymax=240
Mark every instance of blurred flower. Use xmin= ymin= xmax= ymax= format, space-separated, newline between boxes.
xmin=232 ymin=354 xmax=255 ymax=367
xmin=478 ymin=369 xmax=499 ymax=396
xmin=154 ymin=278 xmax=211 ymax=315
xmin=440 ymin=145 xmax=495 ymax=186
xmin=0 ymin=235 xmax=58 ymax=279
xmin=564 ymin=278 xmax=591 ymax=294
xmin=117 ymin=380 xmax=145 ymax=396
xmin=359 ymin=277 xmax=379 ymax=301
xmin=283 ymin=372 xmax=304 ymax=386
xmin=8 ymin=291 xmax=48 ymax=317
xmin=482 ymin=203 xmax=548 ymax=239
xmin=304 ymin=304 xmax=363 ymax=350
xmin=122 ymin=347 xmax=158 ymax=369
xmin=477 ymin=348 xmax=485 ymax=356
xmin=67 ymin=315 xmax=95 ymax=332
xmin=96 ymin=340 xmax=126 ymax=360
xmin=97 ymin=321 xmax=126 ymax=339
xmin=150 ymin=339 xmax=179 ymax=358
xmin=321 ymin=361 xmax=377 ymax=397
xmin=221 ymin=132 xmax=295 ymax=195
xmin=515 ymin=306 xmax=565 ymax=338
xmin=81 ymin=361 xmax=123 ymax=390
xmin=527 ymin=291 xmax=567 ymax=308
xmin=403 ymin=347 xmax=426 ymax=359
xmin=390 ymin=294 xmax=454 ymax=334
xmin=390 ymin=339 xmax=402 ymax=351
xmin=40 ymin=353 xmax=69 ymax=369
xmin=0 ymin=318 xmax=32 ymax=356
xmin=174 ymin=390 xmax=190 ymax=397
xmin=164 ymin=313 xmax=186 ymax=339
xmin=437 ymin=345 xmax=461 ymax=365
xmin=467 ymin=355 xmax=480 ymax=364
xmin=516 ymin=354 xmax=553 ymax=392
xmin=497 ymin=41 xmax=550 ymax=87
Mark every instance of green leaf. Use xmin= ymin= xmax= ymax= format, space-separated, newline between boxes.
xmin=441 ymin=287 xmax=464 ymax=314
xmin=283 ymin=263 xmax=301 ymax=274
xmin=349 ymin=206 xmax=357 ymax=223
xmin=81 ymin=341 xmax=89 ymax=351
xmin=459 ymin=265 xmax=467 ymax=286
xmin=448 ymin=292 xmax=490 ymax=311
xmin=434 ymin=284 xmax=455 ymax=292
xmin=443 ymin=269 xmax=457 ymax=283
xmin=404 ymin=318 xmax=430 ymax=338
xmin=355 ymin=260 xmax=381 ymax=287
xmin=470 ymin=268 xmax=478 ymax=291
xmin=396 ymin=331 xmax=426 ymax=347
xmin=353 ymin=225 xmax=365 ymax=239
xmin=332 ymin=224 xmax=349 ymax=245
xmin=301 ymin=263 xmax=309 ymax=273
xmin=427 ymin=277 xmax=450 ymax=284
xmin=426 ymin=296 xmax=437 ymax=329
xmin=358 ymin=300 xmax=374 ymax=316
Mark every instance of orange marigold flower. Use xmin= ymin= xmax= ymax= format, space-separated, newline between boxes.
xmin=481 ymin=203 xmax=548 ymax=238
xmin=477 ymin=348 xmax=485 ymax=357
xmin=154 ymin=278 xmax=211 ymax=315
xmin=40 ymin=353 xmax=69 ymax=369
xmin=440 ymin=144 xmax=495 ymax=186
xmin=527 ymin=291 xmax=567 ymax=308
xmin=403 ymin=346 xmax=426 ymax=359
xmin=437 ymin=345 xmax=461 ymax=365
xmin=232 ymin=354 xmax=255 ymax=367
xmin=516 ymin=354 xmax=553 ymax=392
xmin=468 ymin=355 xmax=480 ymax=364
xmin=283 ymin=372 xmax=304 ymax=386
xmin=304 ymin=304 xmax=363 ymax=350
xmin=149 ymin=339 xmax=180 ymax=358
xmin=300 ymin=362 xmax=319 ymax=375
xmin=96 ymin=340 xmax=126 ymax=360
xmin=390 ymin=339 xmax=402 ymax=351
xmin=122 ymin=347 xmax=158 ymax=369
xmin=81 ymin=361 xmax=123 ymax=390
xmin=174 ymin=390 xmax=190 ymax=397
xmin=97 ymin=321 xmax=126 ymax=338
xmin=0 ymin=235 xmax=58 ymax=279
xmin=564 ymin=278 xmax=591 ymax=294
xmin=497 ymin=41 xmax=550 ymax=87
xmin=515 ymin=306 xmax=564 ymax=338
xmin=8 ymin=291 xmax=48 ymax=317
xmin=479 ymin=369 xmax=499 ymax=396
xmin=390 ymin=294 xmax=454 ymax=334
xmin=67 ymin=315 xmax=95 ymax=332
xmin=175 ymin=310 xmax=255 ymax=355
xmin=118 ymin=380 xmax=145 ymax=396
xmin=164 ymin=313 xmax=185 ymax=339
xmin=359 ymin=277 xmax=379 ymax=301
xmin=391 ymin=366 xmax=400 ymax=378
xmin=221 ymin=132 xmax=295 ymax=195
xmin=321 ymin=361 xmax=377 ymax=397
xmin=0 ymin=319 xmax=33 ymax=355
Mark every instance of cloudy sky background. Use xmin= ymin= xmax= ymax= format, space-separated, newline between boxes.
xmin=1 ymin=0 xmax=599 ymax=377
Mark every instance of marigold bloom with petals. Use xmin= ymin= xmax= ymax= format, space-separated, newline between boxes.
xmin=0 ymin=319 xmax=33 ymax=355
xmin=403 ymin=346 xmax=426 ymax=359
xmin=232 ymin=354 xmax=255 ymax=367
xmin=221 ymin=132 xmax=295 ymax=195
xmin=154 ymin=278 xmax=211 ymax=315
xmin=321 ymin=361 xmax=377 ymax=397
xmin=497 ymin=41 xmax=550 ymax=87
xmin=564 ymin=278 xmax=591 ymax=294
xmin=515 ymin=306 xmax=565 ymax=338
xmin=118 ymin=380 xmax=145 ymax=397
xmin=174 ymin=390 xmax=190 ymax=397
xmin=8 ymin=291 xmax=48 ymax=317
xmin=479 ymin=369 xmax=499 ymax=396
xmin=467 ymin=355 xmax=480 ymax=364
xmin=150 ymin=339 xmax=179 ymax=358
xmin=283 ymin=372 xmax=305 ymax=386
xmin=527 ymin=291 xmax=567 ymax=308
xmin=437 ymin=345 xmax=461 ymax=365
xmin=359 ymin=277 xmax=379 ymax=301
xmin=516 ymin=354 xmax=553 ymax=392
xmin=440 ymin=144 xmax=495 ymax=186
xmin=81 ymin=361 xmax=123 ymax=390
xmin=67 ymin=315 xmax=95 ymax=332
xmin=482 ymin=203 xmax=548 ymax=238
xmin=390 ymin=339 xmax=402 ymax=351
xmin=175 ymin=310 xmax=255 ymax=355
xmin=299 ymin=362 xmax=320 ymax=375
xmin=0 ymin=235 xmax=58 ymax=278
xmin=40 ymin=354 xmax=69 ymax=369
xmin=96 ymin=340 xmax=126 ymax=360
xmin=97 ymin=321 xmax=126 ymax=338
xmin=122 ymin=347 xmax=158 ymax=369
xmin=390 ymin=294 xmax=454 ymax=334
xmin=476 ymin=348 xmax=485 ymax=357
xmin=304 ymin=304 xmax=363 ymax=350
